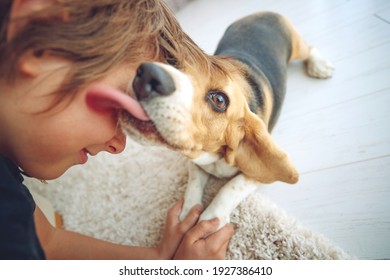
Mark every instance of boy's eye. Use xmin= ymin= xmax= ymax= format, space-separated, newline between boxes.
xmin=206 ymin=90 xmax=229 ymax=113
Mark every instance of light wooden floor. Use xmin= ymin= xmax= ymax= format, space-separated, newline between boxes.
xmin=176 ymin=0 xmax=390 ymax=259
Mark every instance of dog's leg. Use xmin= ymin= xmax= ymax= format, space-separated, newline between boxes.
xmin=284 ymin=17 xmax=334 ymax=79
xmin=304 ymin=47 xmax=334 ymax=79
xmin=198 ymin=174 xmax=258 ymax=231
xmin=179 ymin=162 xmax=209 ymax=221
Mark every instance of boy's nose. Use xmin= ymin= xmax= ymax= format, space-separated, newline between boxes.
xmin=106 ymin=129 xmax=126 ymax=154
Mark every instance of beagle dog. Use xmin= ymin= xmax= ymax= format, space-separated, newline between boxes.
xmin=120 ymin=12 xmax=333 ymax=230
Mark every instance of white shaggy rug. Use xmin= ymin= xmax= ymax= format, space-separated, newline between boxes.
xmin=27 ymin=137 xmax=351 ymax=259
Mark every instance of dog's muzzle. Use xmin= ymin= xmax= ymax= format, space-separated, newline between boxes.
xmin=133 ymin=62 xmax=176 ymax=101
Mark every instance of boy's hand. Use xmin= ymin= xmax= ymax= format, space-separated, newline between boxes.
xmin=173 ymin=219 xmax=234 ymax=260
xmin=156 ymin=199 xmax=203 ymax=259
xmin=156 ymin=199 xmax=234 ymax=260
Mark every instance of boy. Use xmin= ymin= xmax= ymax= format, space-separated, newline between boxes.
xmin=0 ymin=0 xmax=233 ymax=259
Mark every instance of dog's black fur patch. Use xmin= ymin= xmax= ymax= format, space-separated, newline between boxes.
xmin=214 ymin=12 xmax=292 ymax=131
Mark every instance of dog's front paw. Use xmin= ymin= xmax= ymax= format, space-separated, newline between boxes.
xmin=306 ymin=48 xmax=334 ymax=79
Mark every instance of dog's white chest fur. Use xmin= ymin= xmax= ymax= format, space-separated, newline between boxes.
xmin=179 ymin=152 xmax=258 ymax=228
xmin=192 ymin=152 xmax=239 ymax=178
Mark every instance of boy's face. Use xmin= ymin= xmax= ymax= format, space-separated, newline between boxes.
xmin=0 ymin=54 xmax=140 ymax=180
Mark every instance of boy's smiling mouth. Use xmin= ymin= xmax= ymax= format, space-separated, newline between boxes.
xmin=79 ymin=148 xmax=93 ymax=164
xmin=79 ymin=149 xmax=88 ymax=164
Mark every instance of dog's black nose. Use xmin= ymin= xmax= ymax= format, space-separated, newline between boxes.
xmin=133 ymin=62 xmax=176 ymax=100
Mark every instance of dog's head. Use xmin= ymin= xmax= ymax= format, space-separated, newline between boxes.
xmin=120 ymin=59 xmax=298 ymax=184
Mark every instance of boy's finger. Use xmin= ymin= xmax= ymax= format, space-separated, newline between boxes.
xmin=166 ymin=199 xmax=184 ymax=225
xmin=186 ymin=218 xmax=221 ymax=244
xmin=206 ymin=223 xmax=234 ymax=248
xmin=179 ymin=204 xmax=203 ymax=231
xmin=171 ymin=199 xmax=184 ymax=215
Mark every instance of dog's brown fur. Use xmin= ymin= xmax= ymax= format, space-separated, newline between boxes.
xmin=177 ymin=55 xmax=298 ymax=184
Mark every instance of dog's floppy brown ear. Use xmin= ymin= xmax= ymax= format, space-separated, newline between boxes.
xmin=225 ymin=112 xmax=299 ymax=184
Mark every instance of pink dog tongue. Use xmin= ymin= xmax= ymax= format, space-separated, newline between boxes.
xmin=86 ymin=84 xmax=149 ymax=121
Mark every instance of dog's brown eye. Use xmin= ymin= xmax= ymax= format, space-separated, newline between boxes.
xmin=206 ymin=90 xmax=229 ymax=113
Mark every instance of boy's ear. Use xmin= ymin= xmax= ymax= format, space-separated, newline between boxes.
xmin=8 ymin=0 xmax=65 ymax=40
xmin=18 ymin=49 xmax=70 ymax=78
xmin=225 ymin=112 xmax=299 ymax=184
xmin=18 ymin=50 xmax=43 ymax=77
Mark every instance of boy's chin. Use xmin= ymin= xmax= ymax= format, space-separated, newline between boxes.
xmin=22 ymin=164 xmax=69 ymax=182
